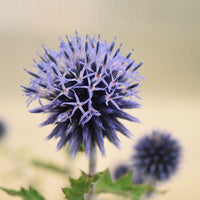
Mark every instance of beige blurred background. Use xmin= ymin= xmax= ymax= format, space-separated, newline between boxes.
xmin=0 ymin=0 xmax=200 ymax=199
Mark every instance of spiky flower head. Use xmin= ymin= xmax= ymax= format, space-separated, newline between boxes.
xmin=114 ymin=164 xmax=130 ymax=180
xmin=22 ymin=32 xmax=143 ymax=156
xmin=132 ymin=130 xmax=181 ymax=182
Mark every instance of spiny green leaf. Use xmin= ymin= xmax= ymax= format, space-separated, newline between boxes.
xmin=62 ymin=171 xmax=103 ymax=200
xmin=95 ymin=170 xmax=151 ymax=200
xmin=0 ymin=186 xmax=45 ymax=200
xmin=31 ymin=159 xmax=68 ymax=175
xmin=62 ymin=169 xmax=153 ymax=200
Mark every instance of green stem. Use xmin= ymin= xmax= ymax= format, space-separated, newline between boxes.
xmin=85 ymin=145 xmax=97 ymax=200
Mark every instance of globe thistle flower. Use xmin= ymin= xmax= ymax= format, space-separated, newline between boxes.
xmin=113 ymin=164 xmax=130 ymax=180
xmin=22 ymin=32 xmax=143 ymax=156
xmin=132 ymin=130 xmax=181 ymax=182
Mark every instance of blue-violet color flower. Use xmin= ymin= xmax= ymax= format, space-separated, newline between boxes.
xmin=22 ymin=32 xmax=143 ymax=156
xmin=132 ymin=130 xmax=181 ymax=182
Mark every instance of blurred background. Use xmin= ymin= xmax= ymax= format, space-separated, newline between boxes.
xmin=0 ymin=0 xmax=199 ymax=199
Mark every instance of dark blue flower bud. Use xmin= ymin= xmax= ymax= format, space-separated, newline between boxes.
xmin=133 ymin=130 xmax=181 ymax=182
xmin=114 ymin=165 xmax=129 ymax=180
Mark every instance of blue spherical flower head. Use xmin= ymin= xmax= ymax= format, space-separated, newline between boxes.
xmin=22 ymin=32 xmax=143 ymax=156
xmin=133 ymin=130 xmax=181 ymax=182
xmin=114 ymin=164 xmax=130 ymax=180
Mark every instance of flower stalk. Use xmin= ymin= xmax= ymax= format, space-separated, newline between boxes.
xmin=86 ymin=144 xmax=97 ymax=200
